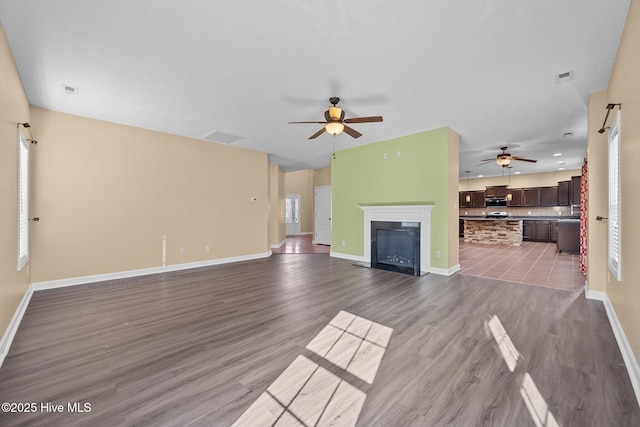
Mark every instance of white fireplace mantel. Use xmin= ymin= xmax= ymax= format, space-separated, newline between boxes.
xmin=359 ymin=204 xmax=434 ymax=274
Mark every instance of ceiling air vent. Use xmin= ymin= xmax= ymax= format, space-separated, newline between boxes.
xmin=204 ymin=130 xmax=242 ymax=144
xmin=555 ymin=71 xmax=574 ymax=84
xmin=62 ymin=84 xmax=79 ymax=95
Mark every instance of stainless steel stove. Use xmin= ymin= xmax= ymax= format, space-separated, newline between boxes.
xmin=486 ymin=211 xmax=509 ymax=218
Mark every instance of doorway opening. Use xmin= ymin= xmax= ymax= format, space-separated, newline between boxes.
xmin=286 ymin=194 xmax=300 ymax=236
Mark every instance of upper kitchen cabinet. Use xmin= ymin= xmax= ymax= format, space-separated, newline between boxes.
xmin=472 ymin=191 xmax=486 ymax=208
xmin=485 ymin=186 xmax=508 ymax=198
xmin=571 ymin=175 xmax=581 ymax=205
xmin=523 ymin=188 xmax=540 ymax=207
xmin=507 ymin=188 xmax=523 ymax=207
xmin=540 ymin=186 xmax=559 ymax=207
xmin=558 ymin=181 xmax=571 ymax=206
xmin=459 ymin=191 xmax=473 ymax=208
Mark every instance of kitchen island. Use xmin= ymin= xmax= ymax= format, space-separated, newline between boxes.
xmin=463 ymin=218 xmax=523 ymax=246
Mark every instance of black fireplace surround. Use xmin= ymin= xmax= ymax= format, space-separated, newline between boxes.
xmin=371 ymin=221 xmax=420 ymax=276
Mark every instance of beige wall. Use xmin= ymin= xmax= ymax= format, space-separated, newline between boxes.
xmin=459 ymin=169 xmax=582 ymax=192
xmin=284 ymin=169 xmax=314 ymax=234
xmin=313 ymin=167 xmax=331 ymax=187
xmin=586 ymin=90 xmax=608 ymax=293
xmin=594 ymin=1 xmax=640 ymax=365
xmin=0 ymin=27 xmax=31 ymax=341
xmin=268 ymin=164 xmax=286 ymax=246
xmin=29 ymin=107 xmax=269 ymax=283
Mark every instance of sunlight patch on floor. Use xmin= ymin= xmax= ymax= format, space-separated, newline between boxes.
xmin=232 ymin=311 xmax=392 ymax=427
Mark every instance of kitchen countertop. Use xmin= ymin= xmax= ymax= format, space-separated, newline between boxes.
xmin=461 ymin=216 xmax=580 ymax=221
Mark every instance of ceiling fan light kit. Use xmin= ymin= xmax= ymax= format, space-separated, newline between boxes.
xmin=289 ymin=97 xmax=383 ymax=140
xmin=496 ymin=155 xmax=511 ymax=167
xmin=325 ymin=121 xmax=344 ymax=136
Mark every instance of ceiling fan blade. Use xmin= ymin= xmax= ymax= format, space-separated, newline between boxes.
xmin=480 ymin=158 xmax=497 ymax=162
xmin=343 ymin=116 xmax=383 ymax=124
xmin=342 ymin=125 xmax=362 ymax=138
xmin=511 ymin=156 xmax=538 ymax=163
xmin=475 ymin=160 xmax=495 ymax=166
xmin=309 ymin=128 xmax=326 ymax=139
xmin=289 ymin=121 xmax=327 ymax=124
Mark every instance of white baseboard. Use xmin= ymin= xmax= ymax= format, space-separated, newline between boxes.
xmin=430 ymin=264 xmax=461 ymax=276
xmin=271 ymin=239 xmax=286 ymax=249
xmin=584 ymin=280 xmax=606 ymax=301
xmin=32 ymin=251 xmax=272 ymax=291
xmin=0 ymin=285 xmax=34 ymax=368
xmin=601 ymin=293 xmax=640 ymax=406
xmin=330 ymin=251 xmax=366 ymax=263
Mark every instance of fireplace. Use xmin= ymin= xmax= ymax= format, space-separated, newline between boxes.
xmin=371 ymin=221 xmax=420 ymax=276
xmin=359 ymin=204 xmax=434 ymax=275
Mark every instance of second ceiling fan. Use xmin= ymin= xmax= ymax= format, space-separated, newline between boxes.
xmin=479 ymin=146 xmax=538 ymax=168
xmin=289 ymin=97 xmax=383 ymax=139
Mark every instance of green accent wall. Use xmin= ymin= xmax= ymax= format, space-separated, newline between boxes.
xmin=331 ymin=128 xmax=456 ymax=270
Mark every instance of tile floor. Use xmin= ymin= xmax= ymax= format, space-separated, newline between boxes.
xmin=459 ymin=239 xmax=585 ymax=291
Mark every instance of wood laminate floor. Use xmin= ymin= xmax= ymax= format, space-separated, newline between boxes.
xmin=0 ymin=255 xmax=638 ymax=426
xmin=272 ymin=235 xmax=330 ymax=254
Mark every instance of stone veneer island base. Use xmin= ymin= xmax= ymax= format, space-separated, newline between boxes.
xmin=463 ymin=219 xmax=523 ymax=246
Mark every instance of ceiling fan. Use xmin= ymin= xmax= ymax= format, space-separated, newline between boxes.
xmin=288 ymin=97 xmax=383 ymax=139
xmin=478 ymin=146 xmax=538 ymax=168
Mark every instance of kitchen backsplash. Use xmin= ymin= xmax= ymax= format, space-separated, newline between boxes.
xmin=460 ymin=206 xmax=575 ymax=217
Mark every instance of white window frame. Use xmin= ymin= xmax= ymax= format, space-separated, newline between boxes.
xmin=607 ymin=110 xmax=621 ymax=281
xmin=18 ymin=130 xmax=30 ymax=271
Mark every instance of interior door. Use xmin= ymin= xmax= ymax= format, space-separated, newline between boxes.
xmin=286 ymin=194 xmax=300 ymax=236
xmin=314 ymin=186 xmax=332 ymax=245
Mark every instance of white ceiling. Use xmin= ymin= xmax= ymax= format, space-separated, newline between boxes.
xmin=0 ymin=1 xmax=630 ymax=178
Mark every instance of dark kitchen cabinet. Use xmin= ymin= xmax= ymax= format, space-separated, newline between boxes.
xmin=540 ymin=186 xmax=559 ymax=207
xmin=472 ymin=191 xmax=486 ymax=208
xmin=535 ymin=221 xmax=550 ymax=242
xmin=507 ymin=188 xmax=523 ymax=207
xmin=558 ymin=181 xmax=571 ymax=206
xmin=485 ymin=186 xmax=508 ymax=198
xmin=571 ymin=175 xmax=582 ymax=205
xmin=550 ymin=221 xmax=558 ymax=243
xmin=523 ymin=220 xmax=534 ymax=241
xmin=459 ymin=191 xmax=473 ymax=208
xmin=522 ymin=219 xmax=555 ymax=242
xmin=523 ymin=188 xmax=540 ymax=207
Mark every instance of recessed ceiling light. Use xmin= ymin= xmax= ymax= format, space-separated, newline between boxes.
xmin=559 ymin=167 xmax=566 ymax=170
xmin=557 ymin=161 xmax=565 ymax=164
xmin=553 ymin=153 xmax=562 ymax=157
xmin=514 ymin=171 xmax=521 ymax=175
xmin=478 ymin=175 xmax=484 ymax=178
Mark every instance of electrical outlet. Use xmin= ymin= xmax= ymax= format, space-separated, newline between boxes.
xmin=342 ymin=240 xmax=346 ymax=246
xmin=205 ymin=245 xmax=210 ymax=252
xmin=528 ymin=211 xmax=532 ymax=215
xmin=435 ymin=250 xmax=441 ymax=258
xmin=180 ymin=248 xmax=186 ymax=255
xmin=383 ymin=153 xmax=388 ymax=159
xmin=396 ymin=150 xmax=401 ymax=157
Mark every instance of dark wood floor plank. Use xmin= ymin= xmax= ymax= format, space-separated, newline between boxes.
xmin=0 ymin=254 xmax=638 ymax=426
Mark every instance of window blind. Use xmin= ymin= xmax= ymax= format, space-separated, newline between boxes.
xmin=18 ymin=131 xmax=29 ymax=271
xmin=608 ymin=111 xmax=621 ymax=281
